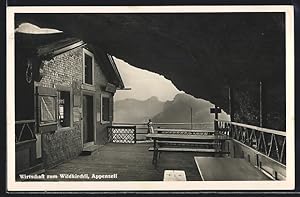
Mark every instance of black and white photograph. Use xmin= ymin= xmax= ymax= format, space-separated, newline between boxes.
xmin=6 ymin=5 xmax=294 ymax=191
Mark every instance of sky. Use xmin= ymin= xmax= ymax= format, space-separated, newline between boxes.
xmin=114 ymin=58 xmax=183 ymax=102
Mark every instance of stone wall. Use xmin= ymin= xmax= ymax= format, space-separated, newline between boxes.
xmin=94 ymin=54 xmax=113 ymax=145
xmin=37 ymin=47 xmax=83 ymax=168
xmin=42 ymin=127 xmax=82 ymax=168
xmin=39 ymin=47 xmax=83 ymax=88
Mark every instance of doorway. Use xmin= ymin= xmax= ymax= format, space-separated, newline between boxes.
xmin=82 ymin=95 xmax=94 ymax=147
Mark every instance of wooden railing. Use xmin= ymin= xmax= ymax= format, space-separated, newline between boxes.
xmin=216 ymin=119 xmax=286 ymax=165
xmin=111 ymin=122 xmax=214 ymax=142
xmin=15 ymin=120 xmax=36 ymax=143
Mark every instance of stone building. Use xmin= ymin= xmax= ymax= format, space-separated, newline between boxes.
xmin=15 ymin=32 xmax=124 ymax=174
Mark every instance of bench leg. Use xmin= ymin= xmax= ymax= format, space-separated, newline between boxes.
xmin=154 ymin=152 xmax=158 ymax=168
xmin=152 ymin=151 xmax=156 ymax=164
xmin=153 ymin=150 xmax=159 ymax=167
xmin=152 ymin=139 xmax=158 ymax=166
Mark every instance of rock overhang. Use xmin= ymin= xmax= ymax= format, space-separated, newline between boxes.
xmin=15 ymin=13 xmax=286 ymax=129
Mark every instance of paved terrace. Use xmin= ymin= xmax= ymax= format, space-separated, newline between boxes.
xmin=43 ymin=143 xmax=205 ymax=181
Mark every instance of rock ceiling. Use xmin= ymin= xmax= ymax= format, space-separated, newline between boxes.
xmin=15 ymin=13 xmax=285 ymax=115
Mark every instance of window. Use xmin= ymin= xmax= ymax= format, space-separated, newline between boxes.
xmin=83 ymin=49 xmax=94 ymax=85
xmin=58 ymin=91 xmax=71 ymax=127
xmin=102 ymin=96 xmax=110 ymax=122
xmin=101 ymin=95 xmax=113 ymax=123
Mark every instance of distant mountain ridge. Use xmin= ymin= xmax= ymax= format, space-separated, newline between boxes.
xmin=114 ymin=93 xmax=229 ymax=123
xmin=152 ymin=93 xmax=229 ymax=123
xmin=114 ymin=96 xmax=164 ymax=123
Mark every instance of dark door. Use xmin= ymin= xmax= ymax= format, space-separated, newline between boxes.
xmin=82 ymin=95 xmax=94 ymax=144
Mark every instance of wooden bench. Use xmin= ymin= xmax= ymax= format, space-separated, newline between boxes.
xmin=149 ymin=140 xmax=227 ymax=156
xmin=156 ymin=140 xmax=220 ymax=149
xmin=146 ymin=133 xmax=231 ymax=167
xmin=148 ymin=147 xmax=229 ymax=153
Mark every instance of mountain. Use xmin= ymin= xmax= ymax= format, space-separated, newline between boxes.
xmin=114 ymin=93 xmax=229 ymax=124
xmin=113 ymin=96 xmax=164 ymax=123
xmin=152 ymin=93 xmax=229 ymax=124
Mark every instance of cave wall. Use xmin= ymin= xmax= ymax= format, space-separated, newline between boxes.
xmin=229 ymin=82 xmax=285 ymax=130
xmin=209 ymin=79 xmax=285 ymax=131
xmin=232 ymin=83 xmax=261 ymax=126
xmin=15 ymin=13 xmax=286 ymax=130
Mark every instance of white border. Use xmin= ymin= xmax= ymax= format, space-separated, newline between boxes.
xmin=7 ymin=5 xmax=295 ymax=191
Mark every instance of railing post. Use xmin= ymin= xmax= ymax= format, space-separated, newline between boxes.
xmin=107 ymin=126 xmax=112 ymax=142
xmin=134 ymin=126 xmax=137 ymax=144
xmin=214 ymin=120 xmax=218 ymax=133
xmin=259 ymin=81 xmax=263 ymax=127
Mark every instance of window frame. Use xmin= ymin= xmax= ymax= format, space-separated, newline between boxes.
xmin=101 ymin=94 xmax=111 ymax=124
xmin=82 ymin=48 xmax=95 ymax=86
xmin=57 ymin=90 xmax=72 ymax=128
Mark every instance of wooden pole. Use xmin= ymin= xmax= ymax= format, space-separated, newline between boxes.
xmin=229 ymin=87 xmax=234 ymax=122
xmin=259 ymin=81 xmax=263 ymax=127
xmin=190 ymin=107 xmax=193 ymax=129
xmin=134 ymin=126 xmax=137 ymax=143
xmin=228 ymin=87 xmax=232 ymax=121
xmin=214 ymin=105 xmax=219 ymax=131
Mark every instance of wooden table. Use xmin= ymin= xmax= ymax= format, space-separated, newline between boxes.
xmin=194 ymin=156 xmax=271 ymax=181
xmin=146 ymin=133 xmax=231 ymax=166
xmin=156 ymin=128 xmax=215 ymax=134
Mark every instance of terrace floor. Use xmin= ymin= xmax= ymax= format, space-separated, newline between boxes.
xmin=44 ymin=143 xmax=207 ymax=181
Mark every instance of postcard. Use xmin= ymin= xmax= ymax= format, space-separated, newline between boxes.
xmin=6 ymin=5 xmax=295 ymax=192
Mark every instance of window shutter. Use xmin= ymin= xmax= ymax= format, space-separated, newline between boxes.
xmin=36 ymin=86 xmax=58 ymax=133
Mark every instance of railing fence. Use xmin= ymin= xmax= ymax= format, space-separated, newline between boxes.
xmin=107 ymin=126 xmax=136 ymax=143
xmin=109 ymin=120 xmax=286 ymax=166
xmin=216 ymin=120 xmax=286 ymax=165
xmin=110 ymin=122 xmax=214 ymax=143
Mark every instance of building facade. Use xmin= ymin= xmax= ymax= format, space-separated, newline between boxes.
xmin=15 ymin=33 xmax=124 ymax=174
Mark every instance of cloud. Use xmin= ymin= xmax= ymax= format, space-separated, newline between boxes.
xmin=15 ymin=23 xmax=62 ymax=34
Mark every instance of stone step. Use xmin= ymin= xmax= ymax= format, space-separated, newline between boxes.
xmin=80 ymin=145 xmax=101 ymax=156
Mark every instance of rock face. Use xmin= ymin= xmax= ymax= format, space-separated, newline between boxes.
xmin=15 ymin=13 xmax=286 ymax=130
